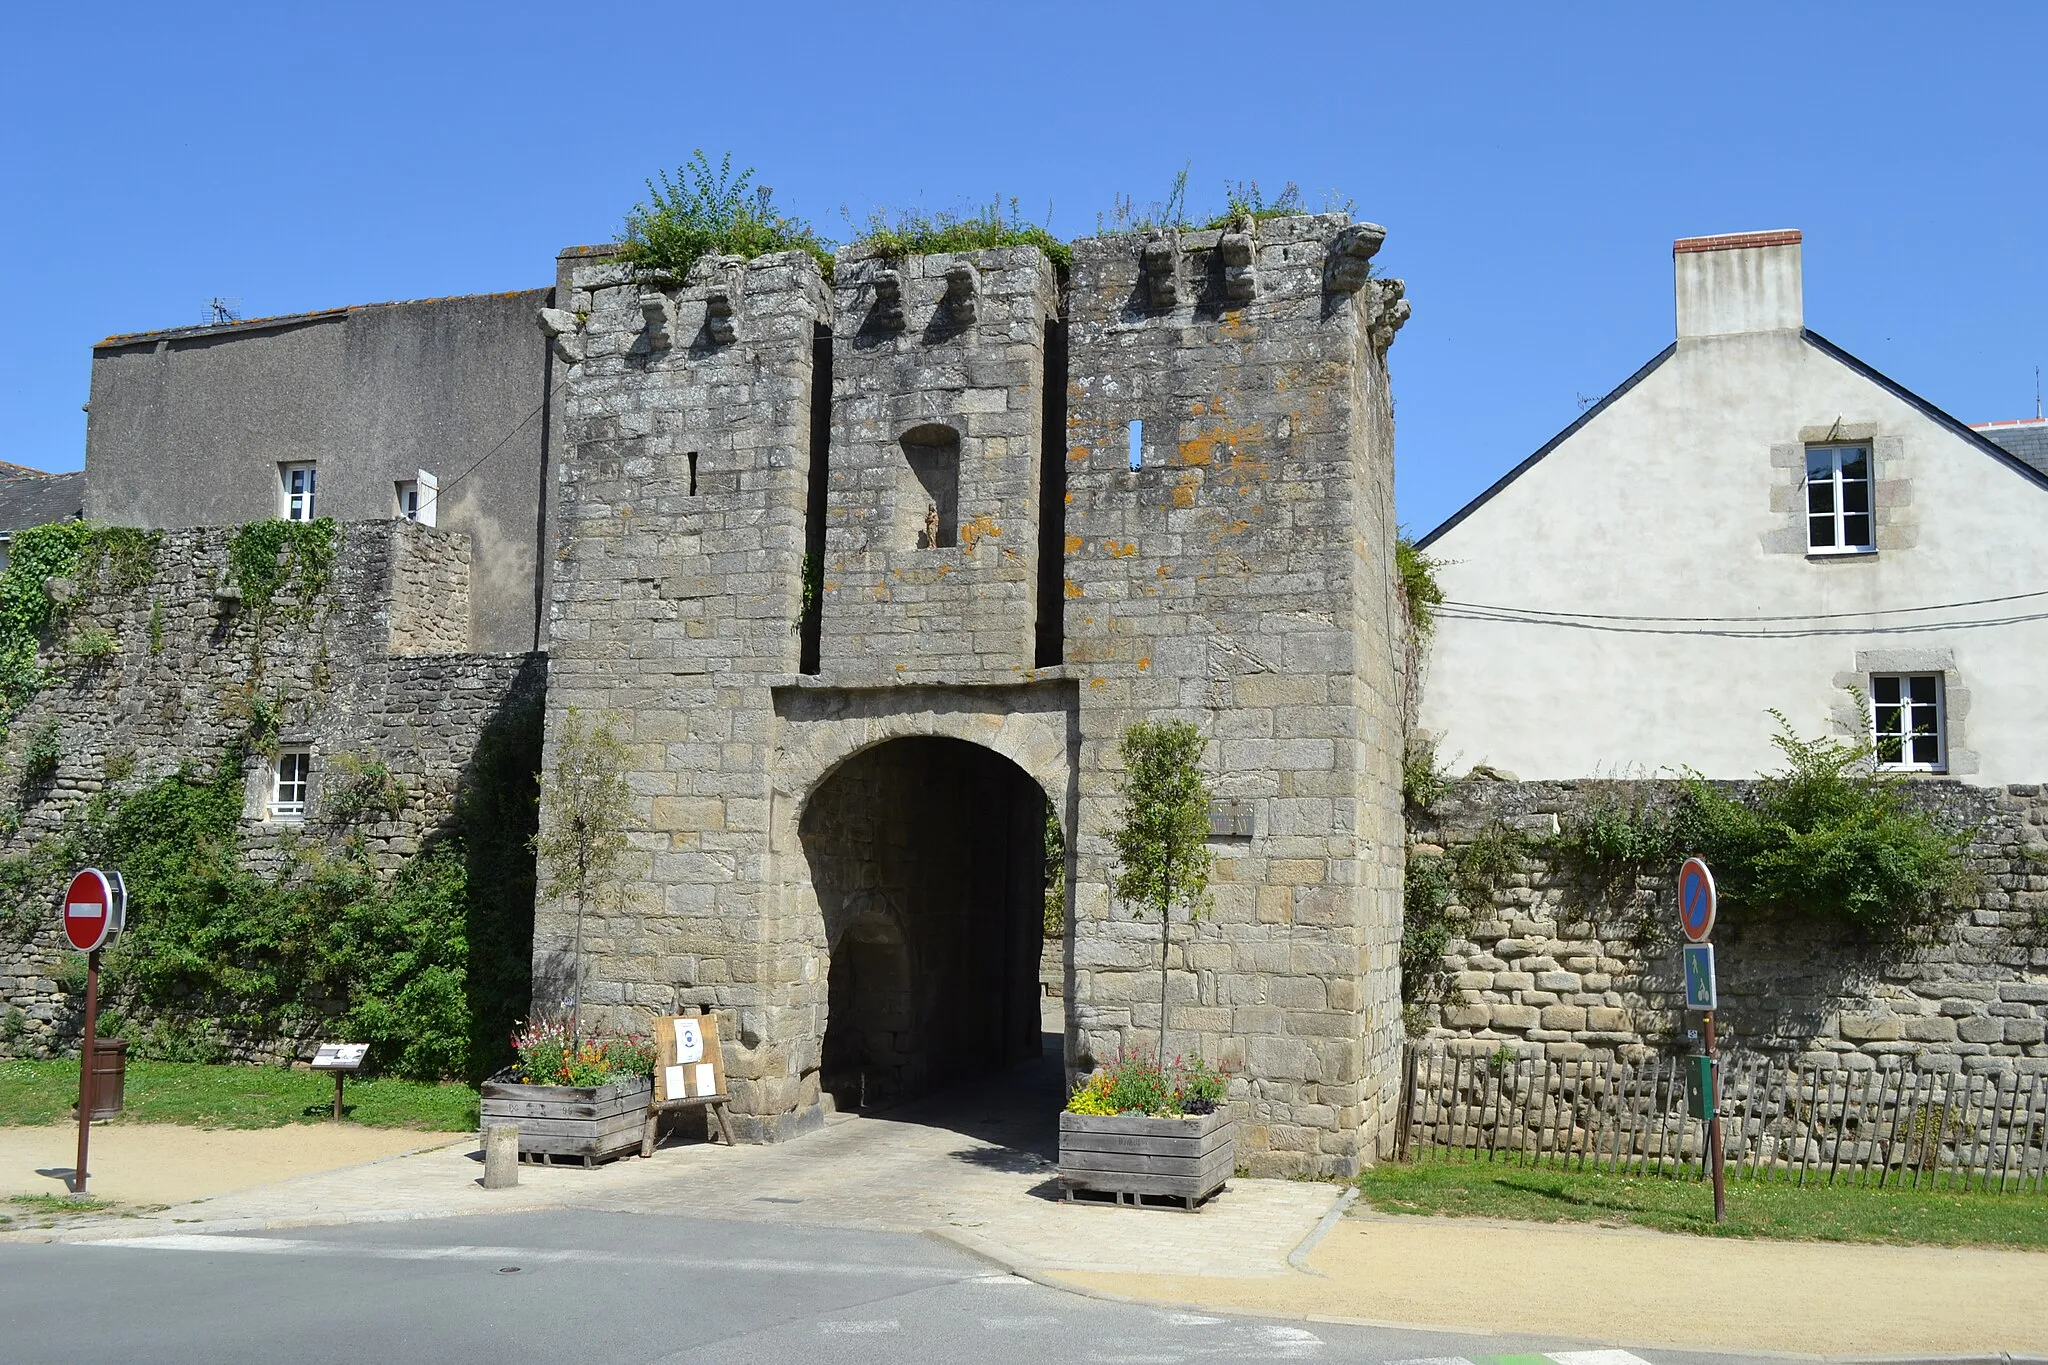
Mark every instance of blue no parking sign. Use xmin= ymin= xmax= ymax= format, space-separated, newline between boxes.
xmin=1678 ymin=856 xmax=1716 ymax=943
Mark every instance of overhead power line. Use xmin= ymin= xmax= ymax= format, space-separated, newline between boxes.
xmin=1437 ymin=586 xmax=2048 ymax=625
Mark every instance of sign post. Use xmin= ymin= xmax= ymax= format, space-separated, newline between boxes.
xmin=63 ymin=868 xmax=125 ymax=1197
xmin=1678 ymin=856 xmax=1725 ymax=1224
xmin=310 ymin=1043 xmax=369 ymax=1121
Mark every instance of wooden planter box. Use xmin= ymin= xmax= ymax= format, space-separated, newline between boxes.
xmin=1057 ymin=1109 xmax=1234 ymax=1210
xmin=479 ymin=1074 xmax=653 ymax=1167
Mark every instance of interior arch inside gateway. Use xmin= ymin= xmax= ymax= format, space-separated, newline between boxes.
xmin=802 ymin=736 xmax=1052 ymax=1112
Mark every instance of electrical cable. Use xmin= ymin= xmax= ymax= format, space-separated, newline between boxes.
xmin=1435 ymin=604 xmax=2048 ymax=639
xmin=1437 ymin=586 xmax=2048 ymax=624
xmin=432 ymin=379 xmax=565 ymax=500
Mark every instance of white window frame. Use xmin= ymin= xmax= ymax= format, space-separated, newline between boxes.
xmin=1870 ymin=673 xmax=1945 ymax=773
xmin=1804 ymin=443 xmax=1875 ymax=556
xmin=396 ymin=470 xmax=437 ymax=526
xmin=280 ymin=463 xmax=318 ymax=522
xmin=269 ymin=747 xmax=312 ymax=820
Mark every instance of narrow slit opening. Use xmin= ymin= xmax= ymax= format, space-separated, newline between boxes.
xmin=1128 ymin=419 xmax=1144 ymax=470
xmin=1034 ymin=318 xmax=1068 ymax=667
xmin=799 ymin=323 xmax=831 ymax=675
xmin=687 ymin=451 xmax=698 ymax=497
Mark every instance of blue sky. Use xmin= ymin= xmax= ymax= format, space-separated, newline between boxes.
xmin=4 ymin=3 xmax=2041 ymax=533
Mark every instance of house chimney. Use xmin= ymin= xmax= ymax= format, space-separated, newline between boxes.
xmin=1673 ymin=229 xmax=1802 ymax=340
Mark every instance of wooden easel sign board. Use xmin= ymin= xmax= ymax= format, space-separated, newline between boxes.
xmin=655 ymin=1014 xmax=726 ymax=1103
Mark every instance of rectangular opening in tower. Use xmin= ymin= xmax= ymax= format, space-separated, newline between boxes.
xmin=899 ymin=425 xmax=959 ymax=549
xmin=1034 ymin=318 xmax=1068 ymax=667
xmin=799 ymin=323 xmax=831 ymax=675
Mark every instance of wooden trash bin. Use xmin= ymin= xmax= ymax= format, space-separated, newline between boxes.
xmin=79 ymin=1038 xmax=127 ymax=1120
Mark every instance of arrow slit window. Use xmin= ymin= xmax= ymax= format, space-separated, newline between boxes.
xmin=270 ymin=747 xmax=312 ymax=819
xmin=1871 ymin=673 xmax=1943 ymax=771
xmin=1805 ymin=444 xmax=1874 ymax=554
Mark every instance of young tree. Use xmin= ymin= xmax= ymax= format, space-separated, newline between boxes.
xmin=1110 ymin=720 xmax=1213 ymax=1059
xmin=532 ymin=708 xmax=631 ymax=1045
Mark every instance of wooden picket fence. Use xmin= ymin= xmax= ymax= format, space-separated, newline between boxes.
xmin=1396 ymin=1044 xmax=2048 ymax=1193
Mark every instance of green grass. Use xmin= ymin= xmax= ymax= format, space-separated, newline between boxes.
xmin=1357 ymin=1154 xmax=2048 ymax=1250
xmin=0 ymin=1058 xmax=478 ymax=1131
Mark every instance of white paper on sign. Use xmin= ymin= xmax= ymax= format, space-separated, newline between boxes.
xmin=675 ymin=1020 xmax=704 ymax=1064
xmin=694 ymin=1063 xmax=716 ymax=1097
xmin=664 ymin=1065 xmax=688 ymax=1100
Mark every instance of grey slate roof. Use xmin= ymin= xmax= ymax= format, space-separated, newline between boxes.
xmin=1974 ymin=421 xmax=2048 ymax=479
xmin=0 ymin=469 xmax=85 ymax=536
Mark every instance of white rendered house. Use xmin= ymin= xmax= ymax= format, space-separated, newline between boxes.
xmin=1416 ymin=230 xmax=2048 ymax=786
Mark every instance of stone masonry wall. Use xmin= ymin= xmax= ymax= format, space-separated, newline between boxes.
xmin=1062 ymin=214 xmax=1411 ymax=1175
xmin=0 ymin=520 xmax=543 ymax=1059
xmin=539 ymin=217 xmax=1413 ymax=1170
xmin=822 ymin=245 xmax=1060 ymax=680
xmin=1408 ymin=778 xmax=2048 ymax=1079
xmin=536 ymin=245 xmax=831 ymax=1140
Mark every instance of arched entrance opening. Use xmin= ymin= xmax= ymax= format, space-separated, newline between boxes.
xmin=803 ymin=736 xmax=1051 ymax=1111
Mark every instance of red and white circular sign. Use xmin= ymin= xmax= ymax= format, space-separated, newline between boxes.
xmin=64 ymin=868 xmax=118 ymax=953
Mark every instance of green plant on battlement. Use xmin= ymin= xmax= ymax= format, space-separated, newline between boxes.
xmin=851 ymin=196 xmax=1071 ymax=270
xmin=227 ymin=518 xmax=338 ymax=620
xmin=619 ymin=150 xmax=833 ymax=282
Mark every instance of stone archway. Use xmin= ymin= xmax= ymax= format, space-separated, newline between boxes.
xmin=800 ymin=735 xmax=1052 ymax=1110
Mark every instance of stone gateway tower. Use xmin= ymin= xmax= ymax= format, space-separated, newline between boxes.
xmin=536 ymin=212 xmax=1410 ymax=1175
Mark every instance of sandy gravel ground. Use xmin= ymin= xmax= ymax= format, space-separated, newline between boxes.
xmin=1049 ymin=1213 xmax=2048 ymax=1357
xmin=0 ymin=1124 xmax=469 ymax=1206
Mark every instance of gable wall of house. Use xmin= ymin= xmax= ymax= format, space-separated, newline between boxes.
xmin=1418 ymin=243 xmax=2048 ymax=786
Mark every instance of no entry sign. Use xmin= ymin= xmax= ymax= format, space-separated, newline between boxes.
xmin=63 ymin=868 xmax=125 ymax=953
xmin=1678 ymin=857 xmax=1716 ymax=943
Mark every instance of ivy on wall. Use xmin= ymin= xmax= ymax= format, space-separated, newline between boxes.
xmin=0 ymin=696 xmax=541 ymax=1082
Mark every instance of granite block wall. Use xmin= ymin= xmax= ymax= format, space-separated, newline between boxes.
xmin=538 ymin=216 xmax=1411 ymax=1170
xmin=1061 ymin=213 xmax=1410 ymax=1175
xmin=1408 ymin=778 xmax=2048 ymax=1078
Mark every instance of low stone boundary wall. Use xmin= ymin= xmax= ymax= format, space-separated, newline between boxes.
xmin=1405 ymin=778 xmax=2048 ymax=1076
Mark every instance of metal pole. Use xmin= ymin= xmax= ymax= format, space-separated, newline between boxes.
xmin=74 ymin=948 xmax=100 ymax=1196
xmin=1705 ymin=1009 xmax=1726 ymax=1223
xmin=333 ymin=1070 xmax=345 ymax=1122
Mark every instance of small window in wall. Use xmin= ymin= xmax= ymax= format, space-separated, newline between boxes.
xmin=1805 ymin=445 xmax=1873 ymax=554
xmin=1871 ymin=673 xmax=1943 ymax=771
xmin=1128 ymin=419 xmax=1144 ymax=470
xmin=270 ymin=747 xmax=312 ymax=820
xmin=280 ymin=463 xmax=318 ymax=522
xmin=395 ymin=470 xmax=438 ymax=526
xmin=899 ymin=424 xmax=959 ymax=549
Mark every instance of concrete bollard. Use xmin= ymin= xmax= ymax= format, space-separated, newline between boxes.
xmin=482 ymin=1124 xmax=520 ymax=1189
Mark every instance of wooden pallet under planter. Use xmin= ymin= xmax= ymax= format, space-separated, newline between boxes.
xmin=1057 ymin=1109 xmax=1234 ymax=1210
xmin=479 ymin=1074 xmax=653 ymax=1167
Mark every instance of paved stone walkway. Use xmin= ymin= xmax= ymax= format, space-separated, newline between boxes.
xmin=9 ymin=1041 xmax=1342 ymax=1285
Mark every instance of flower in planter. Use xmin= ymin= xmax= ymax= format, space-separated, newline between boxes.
xmin=509 ymin=1019 xmax=655 ymax=1086
xmin=1066 ymin=1050 xmax=1230 ymax=1118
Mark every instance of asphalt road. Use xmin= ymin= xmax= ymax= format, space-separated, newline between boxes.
xmin=0 ymin=1210 xmax=1749 ymax=1365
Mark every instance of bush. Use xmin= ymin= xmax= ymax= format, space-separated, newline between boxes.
xmin=619 ymin=150 xmax=832 ymax=282
xmin=1396 ymin=534 xmax=1445 ymax=640
xmin=1552 ymin=708 xmax=1972 ymax=936
xmin=852 ymin=196 xmax=1070 ymax=270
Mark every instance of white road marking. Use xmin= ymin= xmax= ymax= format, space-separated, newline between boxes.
xmin=86 ymin=1235 xmax=973 ymax=1280
xmin=1254 ymin=1323 xmax=1324 ymax=1357
xmin=1167 ymin=1313 xmax=1226 ymax=1326
xmin=982 ymin=1316 xmax=1063 ymax=1330
xmin=1550 ymin=1354 xmax=1653 ymax=1365
xmin=819 ymin=1319 xmax=900 ymax=1335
